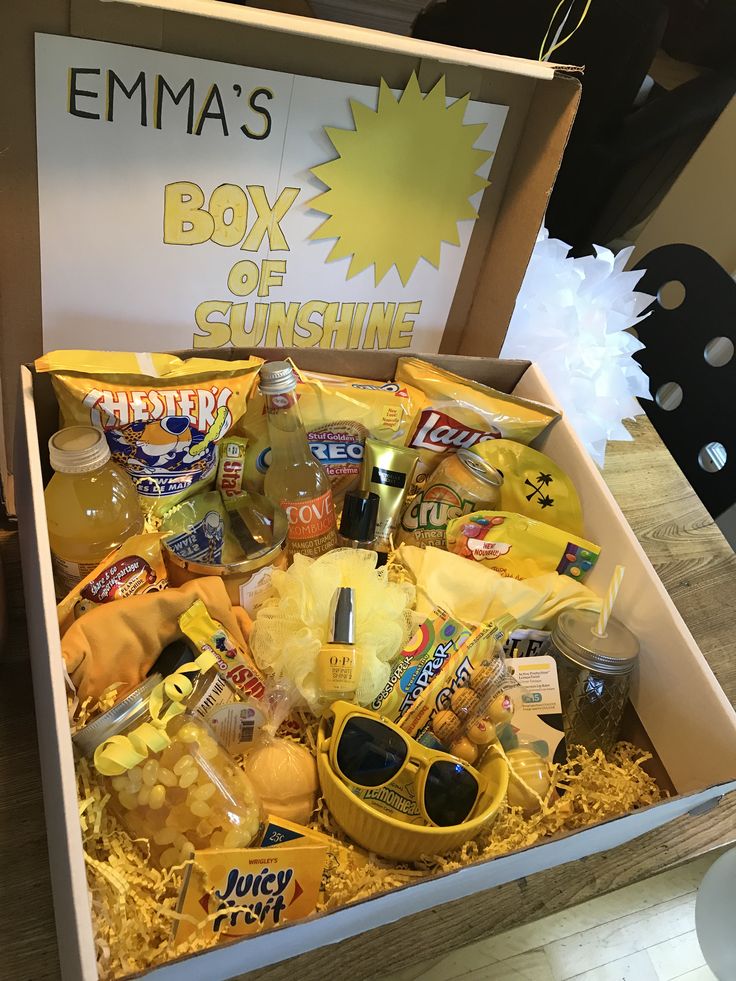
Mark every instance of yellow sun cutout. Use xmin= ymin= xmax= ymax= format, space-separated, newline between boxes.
xmin=309 ymin=73 xmax=492 ymax=287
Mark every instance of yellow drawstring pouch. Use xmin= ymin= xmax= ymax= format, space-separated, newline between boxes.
xmin=395 ymin=544 xmax=601 ymax=628
xmin=446 ymin=511 xmax=600 ymax=581
xmin=36 ymin=351 xmax=263 ymax=515
xmin=468 ymin=439 xmax=584 ymax=536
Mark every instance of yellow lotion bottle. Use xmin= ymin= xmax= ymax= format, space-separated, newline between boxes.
xmin=317 ymin=587 xmax=358 ymax=709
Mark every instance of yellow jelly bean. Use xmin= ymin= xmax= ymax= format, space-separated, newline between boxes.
xmin=179 ymin=839 xmax=194 ymax=858
xmin=190 ymin=800 xmax=211 ymax=819
xmin=111 ymin=775 xmax=127 ymax=792
xmin=179 ymin=768 xmax=199 ymax=789
xmin=168 ymin=807 xmax=192 ymax=832
xmin=153 ymin=827 xmax=178 ymax=846
xmin=200 ymin=738 xmax=219 ymax=761
xmin=148 ymin=784 xmax=166 ymax=810
xmin=127 ymin=767 xmax=143 ymax=791
xmin=173 ymin=755 xmax=195 ymax=776
xmin=196 ymin=818 xmax=215 ymax=838
xmin=223 ymin=828 xmax=251 ymax=849
xmin=142 ymin=760 xmax=159 ymax=787
xmin=118 ymin=791 xmax=138 ymax=811
xmin=157 ymin=767 xmax=177 ymax=788
xmin=193 ymin=783 xmax=217 ymax=802
xmin=160 ymin=847 xmax=179 ymax=868
xmin=137 ymin=785 xmax=151 ymax=807
xmin=177 ymin=723 xmax=201 ymax=744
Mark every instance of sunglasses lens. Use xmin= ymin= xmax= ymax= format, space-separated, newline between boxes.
xmin=336 ymin=717 xmax=408 ymax=787
xmin=425 ymin=760 xmax=479 ymax=827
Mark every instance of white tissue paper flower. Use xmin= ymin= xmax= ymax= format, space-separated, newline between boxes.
xmin=501 ymin=228 xmax=653 ymax=466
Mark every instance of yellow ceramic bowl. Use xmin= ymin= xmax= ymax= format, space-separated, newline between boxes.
xmin=317 ymin=719 xmax=509 ymax=862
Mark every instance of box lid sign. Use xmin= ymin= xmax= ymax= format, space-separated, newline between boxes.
xmin=35 ymin=34 xmax=508 ymax=355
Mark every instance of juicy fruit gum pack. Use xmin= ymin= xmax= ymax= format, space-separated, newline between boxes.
xmin=36 ymin=351 xmax=263 ymax=515
xmin=446 ymin=511 xmax=601 ymax=581
xmin=396 ymin=358 xmax=560 ymax=492
xmin=237 ymin=366 xmax=425 ymax=500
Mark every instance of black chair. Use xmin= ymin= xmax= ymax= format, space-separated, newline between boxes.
xmin=632 ymin=243 xmax=736 ymax=523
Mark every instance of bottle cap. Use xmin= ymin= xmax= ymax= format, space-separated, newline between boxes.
xmin=72 ymin=674 xmax=162 ymax=758
xmin=339 ymin=490 xmax=379 ymax=544
xmin=48 ymin=426 xmax=111 ymax=474
xmin=329 ymin=586 xmax=355 ymax=645
xmin=553 ymin=609 xmax=639 ymax=676
xmin=259 ymin=361 xmax=297 ymax=395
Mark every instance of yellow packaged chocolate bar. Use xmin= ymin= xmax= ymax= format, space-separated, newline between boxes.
xmin=446 ymin=511 xmax=600 ymax=581
xmin=396 ymin=358 xmax=560 ymax=492
xmin=36 ymin=351 xmax=263 ymax=515
xmin=468 ymin=440 xmax=584 ymax=536
xmin=238 ymin=365 xmax=425 ymax=500
xmin=56 ymin=532 xmax=167 ymax=635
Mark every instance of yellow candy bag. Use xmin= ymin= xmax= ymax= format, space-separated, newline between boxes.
xmin=36 ymin=351 xmax=263 ymax=514
xmin=468 ymin=440 xmax=584 ymax=535
xmin=238 ymin=366 xmax=425 ymax=500
xmin=56 ymin=532 xmax=167 ymax=635
xmin=446 ymin=511 xmax=600 ymax=581
xmin=396 ymin=358 xmax=560 ymax=492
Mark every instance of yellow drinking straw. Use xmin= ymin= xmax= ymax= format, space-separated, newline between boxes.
xmin=594 ymin=565 xmax=625 ymax=637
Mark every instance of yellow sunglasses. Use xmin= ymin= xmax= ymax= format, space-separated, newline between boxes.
xmin=323 ymin=701 xmax=490 ymax=828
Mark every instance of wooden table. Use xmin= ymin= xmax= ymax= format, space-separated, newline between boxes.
xmin=1 ymin=417 xmax=734 ymax=981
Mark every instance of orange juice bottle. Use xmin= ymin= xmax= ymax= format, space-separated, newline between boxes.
xmin=45 ymin=426 xmax=143 ymax=598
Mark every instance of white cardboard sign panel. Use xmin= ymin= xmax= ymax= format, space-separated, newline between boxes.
xmin=35 ymin=33 xmax=507 ymax=356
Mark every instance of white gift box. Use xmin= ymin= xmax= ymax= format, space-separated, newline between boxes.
xmin=15 ymin=347 xmax=736 ymax=980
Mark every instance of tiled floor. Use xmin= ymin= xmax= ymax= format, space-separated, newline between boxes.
xmin=381 ymin=854 xmax=720 ymax=981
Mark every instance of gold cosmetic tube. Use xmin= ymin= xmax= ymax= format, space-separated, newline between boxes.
xmin=360 ymin=438 xmax=419 ymax=552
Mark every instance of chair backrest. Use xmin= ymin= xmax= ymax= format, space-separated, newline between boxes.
xmin=633 ymin=243 xmax=735 ymax=519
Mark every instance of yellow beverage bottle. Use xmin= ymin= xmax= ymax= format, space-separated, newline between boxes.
xmin=260 ymin=361 xmax=337 ymax=558
xmin=45 ymin=426 xmax=144 ymax=598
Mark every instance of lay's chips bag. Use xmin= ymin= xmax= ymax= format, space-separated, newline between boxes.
xmin=36 ymin=351 xmax=263 ymax=515
xmin=468 ymin=440 xmax=584 ymax=536
xmin=238 ymin=365 xmax=425 ymax=501
xmin=396 ymin=358 xmax=560 ymax=493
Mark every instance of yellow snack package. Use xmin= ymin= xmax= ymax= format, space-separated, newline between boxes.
xmin=238 ymin=366 xmax=425 ymax=500
xmin=56 ymin=532 xmax=167 ymax=635
xmin=175 ymin=843 xmax=328 ymax=943
xmin=396 ymin=358 xmax=560 ymax=492
xmin=35 ymin=351 xmax=263 ymax=515
xmin=468 ymin=439 xmax=584 ymax=536
xmin=446 ymin=511 xmax=600 ymax=581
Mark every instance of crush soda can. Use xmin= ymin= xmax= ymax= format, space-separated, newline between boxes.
xmin=397 ymin=449 xmax=503 ymax=549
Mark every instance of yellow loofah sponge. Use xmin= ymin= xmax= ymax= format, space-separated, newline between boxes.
xmin=250 ymin=548 xmax=416 ymax=712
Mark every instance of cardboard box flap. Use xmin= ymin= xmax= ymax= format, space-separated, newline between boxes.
xmin=0 ymin=0 xmax=579 ymax=515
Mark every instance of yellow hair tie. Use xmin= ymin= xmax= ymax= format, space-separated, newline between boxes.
xmin=93 ymin=651 xmax=217 ymax=777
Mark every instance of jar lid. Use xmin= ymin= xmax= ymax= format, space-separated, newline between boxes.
xmin=49 ymin=426 xmax=111 ymax=474
xmin=72 ymin=674 xmax=162 ymax=758
xmin=456 ymin=449 xmax=504 ymax=488
xmin=553 ymin=609 xmax=639 ymax=676
xmin=339 ymin=490 xmax=379 ymax=543
xmin=259 ymin=361 xmax=297 ymax=395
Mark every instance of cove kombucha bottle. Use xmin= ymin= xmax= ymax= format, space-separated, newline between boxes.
xmin=259 ymin=362 xmax=337 ymax=558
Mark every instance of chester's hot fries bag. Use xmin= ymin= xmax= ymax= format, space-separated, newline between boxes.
xmin=396 ymin=358 xmax=560 ymax=492
xmin=238 ymin=366 xmax=425 ymax=501
xmin=36 ymin=351 xmax=263 ymax=515
xmin=56 ymin=532 xmax=167 ymax=635
xmin=446 ymin=511 xmax=600 ymax=581
xmin=468 ymin=440 xmax=583 ymax=536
